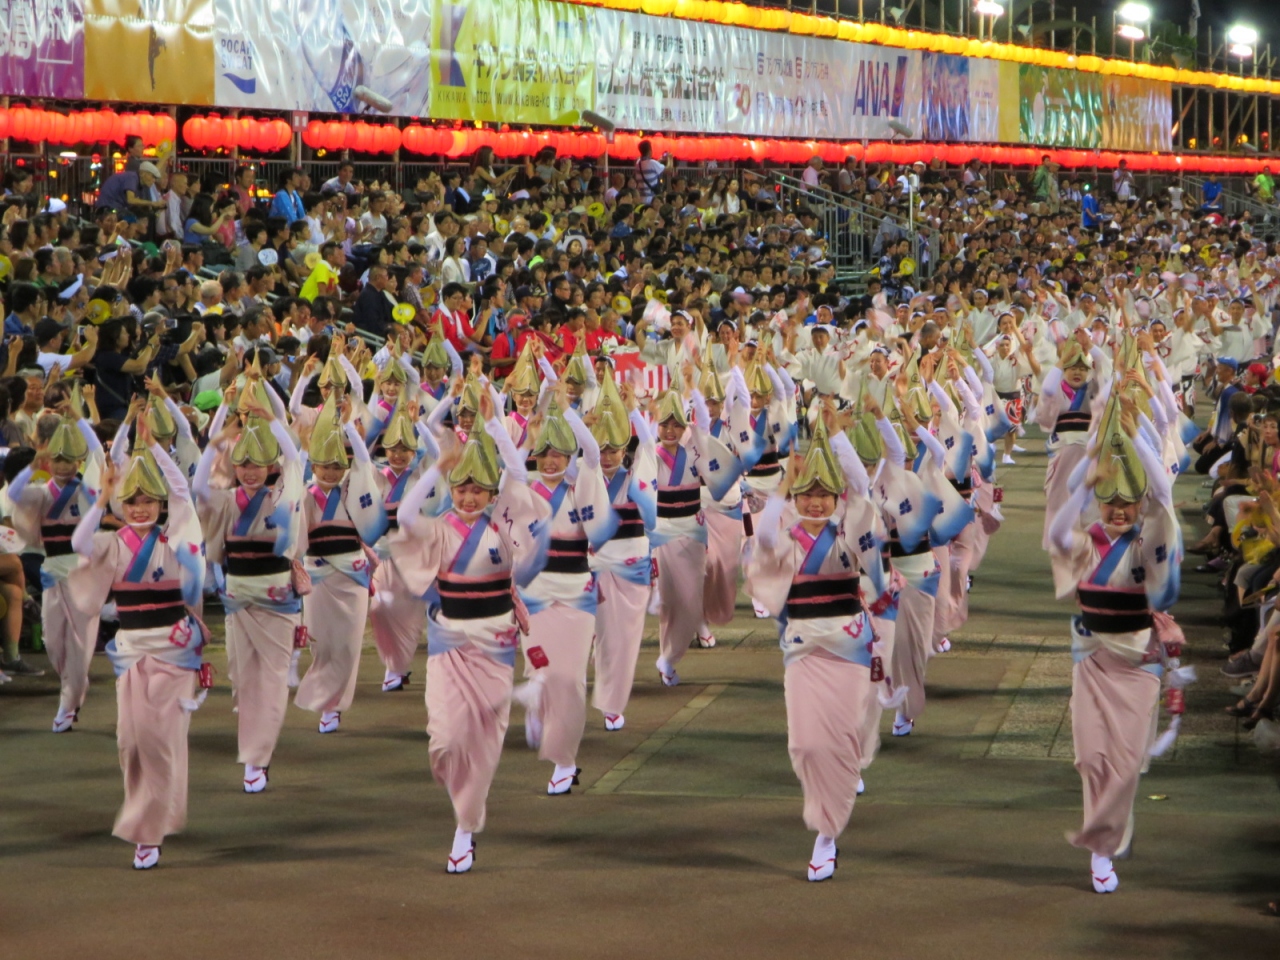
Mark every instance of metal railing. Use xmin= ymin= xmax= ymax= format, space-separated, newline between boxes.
xmin=1182 ymin=174 xmax=1279 ymax=221
xmin=743 ymin=169 xmax=935 ymax=285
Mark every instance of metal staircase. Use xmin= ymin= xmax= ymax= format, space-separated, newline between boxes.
xmin=1182 ymin=174 xmax=1278 ymax=223
xmin=741 ymin=170 xmax=935 ymax=289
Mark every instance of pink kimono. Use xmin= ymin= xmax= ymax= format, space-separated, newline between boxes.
xmin=747 ymin=484 xmax=888 ymax=841
xmin=590 ymin=413 xmax=659 ymax=719
xmin=295 ymin=430 xmax=384 ymax=720
xmin=1048 ymin=443 xmax=1180 ymax=859
xmin=1036 ymin=365 xmax=1106 ymax=550
xmin=699 ymin=416 xmax=746 ymax=627
xmin=72 ymin=444 xmax=206 ymax=847
xmin=195 ymin=409 xmax=305 ymax=770
xmin=9 ymin=421 xmax=104 ymax=724
xmin=519 ymin=410 xmax=616 ymax=774
xmin=390 ymin=431 xmax=545 ymax=834
xmin=869 ymin=423 xmax=941 ymax=724
xmin=370 ymin=454 xmax=432 ymax=682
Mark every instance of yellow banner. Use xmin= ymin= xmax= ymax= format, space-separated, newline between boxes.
xmin=429 ymin=0 xmax=594 ymax=126
xmin=997 ymin=61 xmax=1021 ymax=145
xmin=85 ymin=0 xmax=215 ymax=105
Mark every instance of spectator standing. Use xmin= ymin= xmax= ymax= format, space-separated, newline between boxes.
xmin=269 ymin=168 xmax=305 ymax=222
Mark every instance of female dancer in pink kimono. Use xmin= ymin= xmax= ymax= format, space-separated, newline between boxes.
xmin=739 ymin=360 xmax=797 ymax=618
xmin=370 ymin=396 xmax=437 ymax=692
xmin=870 ymin=391 xmax=941 ymax=738
xmin=8 ymin=396 xmax=104 ymax=731
xmin=589 ymin=375 xmax=658 ymax=732
xmin=1036 ymin=330 xmax=1112 ymax=549
xmin=294 ymin=387 xmax=386 ymax=733
xmin=1047 ymin=396 xmax=1181 ymax=893
xmin=390 ymin=391 xmax=546 ymax=873
xmin=70 ymin=421 xmax=207 ymax=869
xmin=194 ymin=380 xmax=305 ymax=793
xmin=915 ymin=357 xmax=978 ymax=654
xmin=517 ymin=389 xmax=615 ymax=794
xmin=696 ymin=364 xmax=749 ymax=648
xmin=747 ymin=416 xmax=888 ymax=882
xmin=650 ymin=368 xmax=744 ymax=687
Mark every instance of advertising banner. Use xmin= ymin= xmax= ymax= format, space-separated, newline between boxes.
xmin=429 ymin=0 xmax=594 ymax=126
xmin=0 ymin=0 xmax=85 ymax=98
xmin=921 ymin=52 xmax=999 ymax=143
xmin=1099 ymin=74 xmax=1171 ymax=152
xmin=1018 ymin=64 xmax=1170 ymax=150
xmin=213 ymin=0 xmax=431 ymax=116
xmin=592 ymin=10 xmax=921 ymax=141
xmin=1019 ymin=64 xmax=1103 ymax=148
xmin=592 ymin=10 xmax=728 ymax=133
xmin=85 ymin=0 xmax=214 ymax=104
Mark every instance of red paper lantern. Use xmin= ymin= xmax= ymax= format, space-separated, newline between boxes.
xmin=380 ymin=125 xmax=402 ymax=153
xmin=183 ymin=117 xmax=206 ymax=151
xmin=10 ymin=107 xmax=31 ymax=142
xmin=316 ymin=121 xmax=338 ymax=152
xmin=445 ymin=129 xmax=469 ymax=158
xmin=302 ymin=120 xmax=324 ymax=149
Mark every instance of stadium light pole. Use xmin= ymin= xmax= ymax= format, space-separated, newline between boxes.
xmin=973 ymin=0 xmax=1004 ymax=40
xmin=1115 ymin=2 xmax=1150 ymax=61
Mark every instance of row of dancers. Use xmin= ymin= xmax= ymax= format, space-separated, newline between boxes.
xmin=12 ymin=319 xmax=1189 ymax=888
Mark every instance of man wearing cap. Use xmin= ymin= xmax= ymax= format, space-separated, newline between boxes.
xmin=96 ymin=162 xmax=165 ymax=218
xmin=34 ymin=317 xmax=98 ymax=376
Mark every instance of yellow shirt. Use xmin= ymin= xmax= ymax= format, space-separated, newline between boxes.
xmin=300 ymin=262 xmax=340 ymax=302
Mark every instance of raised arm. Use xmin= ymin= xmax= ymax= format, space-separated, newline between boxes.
xmin=344 ymin=421 xmax=371 ymax=464
xmin=71 ymin=502 xmax=105 ymax=558
xmin=164 ymin=397 xmax=194 ymax=442
xmin=77 ymin=418 xmax=104 ymax=458
xmin=629 ymin=409 xmax=655 ymax=447
xmin=1048 ymin=480 xmax=1092 ymax=556
xmin=914 ymin=425 xmax=947 ymax=468
xmin=414 ymin=421 xmax=440 ymax=462
xmin=269 ymin=418 xmax=299 ymax=464
xmin=397 ymin=465 xmax=441 ymax=532
xmin=563 ymin=407 xmax=599 ymax=469
xmin=830 ymin=429 xmax=870 ymax=497
xmin=484 ymin=415 xmax=528 ymax=484
xmin=876 ymin=417 xmax=906 ymax=467
xmin=444 ymin=340 xmax=464 ymax=381
xmin=926 ymin=380 xmax=958 ymax=419
xmin=289 ymin=372 xmax=313 ymax=418
xmin=152 ymin=441 xmax=189 ymax=502
xmin=192 ymin=403 xmax=230 ymax=504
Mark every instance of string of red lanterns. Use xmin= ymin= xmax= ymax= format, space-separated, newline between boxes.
xmin=1 ymin=105 xmax=1268 ymax=175
xmin=183 ymin=115 xmax=292 ymax=153
xmin=300 ymin=120 xmax=402 ymax=154
xmin=393 ymin=126 xmax=1278 ymax=175
xmin=0 ymin=108 xmax=176 ymax=146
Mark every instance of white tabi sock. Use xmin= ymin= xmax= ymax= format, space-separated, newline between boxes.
xmin=451 ymin=828 xmax=473 ymax=859
xmin=812 ymin=834 xmax=836 ymax=863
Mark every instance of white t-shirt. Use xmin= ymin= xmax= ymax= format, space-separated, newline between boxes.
xmin=35 ymin=351 xmax=68 ymax=376
xmin=360 ymin=211 xmax=388 ymax=244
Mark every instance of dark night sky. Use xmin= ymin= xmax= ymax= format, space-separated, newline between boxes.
xmin=796 ymin=0 xmax=1276 ymax=58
